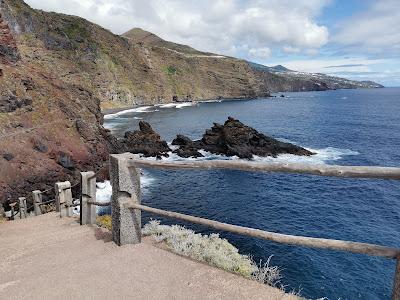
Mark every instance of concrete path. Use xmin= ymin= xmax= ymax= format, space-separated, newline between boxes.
xmin=0 ymin=213 xmax=299 ymax=300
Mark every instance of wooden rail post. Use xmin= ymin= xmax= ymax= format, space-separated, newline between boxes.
xmin=80 ymin=171 xmax=96 ymax=225
xmin=32 ymin=190 xmax=42 ymax=216
xmin=393 ymin=257 xmax=400 ymax=300
xmin=18 ymin=197 xmax=27 ymax=219
xmin=55 ymin=181 xmax=72 ymax=217
xmin=110 ymin=153 xmax=141 ymax=246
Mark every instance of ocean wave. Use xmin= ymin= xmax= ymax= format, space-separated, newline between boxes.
xmin=104 ymin=106 xmax=154 ymax=119
xmin=158 ymin=102 xmax=198 ymax=109
xmin=94 ymin=171 xmax=156 ymax=215
xmin=201 ymin=99 xmax=223 ymax=103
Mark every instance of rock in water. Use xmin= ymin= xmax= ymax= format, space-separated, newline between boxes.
xmin=172 ymin=134 xmax=204 ymax=158
xmin=123 ymin=121 xmax=171 ymax=157
xmin=195 ymin=117 xmax=313 ymax=159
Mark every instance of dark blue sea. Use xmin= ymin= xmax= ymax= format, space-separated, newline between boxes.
xmin=104 ymin=88 xmax=400 ymax=299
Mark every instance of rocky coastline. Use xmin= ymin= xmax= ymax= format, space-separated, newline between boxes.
xmin=119 ymin=117 xmax=313 ymax=160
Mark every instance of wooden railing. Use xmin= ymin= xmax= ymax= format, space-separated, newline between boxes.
xmin=108 ymin=153 xmax=400 ymax=299
xmin=3 ymin=153 xmax=399 ymax=298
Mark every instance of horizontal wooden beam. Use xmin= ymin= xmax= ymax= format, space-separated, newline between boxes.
xmin=127 ymin=158 xmax=400 ymax=180
xmin=128 ymin=203 xmax=400 ymax=259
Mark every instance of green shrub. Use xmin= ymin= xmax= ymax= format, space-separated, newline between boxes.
xmin=165 ymin=66 xmax=177 ymax=75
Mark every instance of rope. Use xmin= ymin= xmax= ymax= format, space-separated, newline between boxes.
xmin=71 ymin=182 xmax=80 ymax=188
xmin=87 ymin=163 xmax=109 ymax=180
xmin=39 ymin=199 xmax=56 ymax=205
xmin=87 ymin=201 xmax=111 ymax=207
xmin=42 ymin=187 xmax=55 ymax=194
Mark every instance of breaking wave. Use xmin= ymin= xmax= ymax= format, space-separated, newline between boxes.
xmin=158 ymin=102 xmax=198 ymax=109
xmin=105 ymin=102 xmax=199 ymax=120
xmin=141 ymin=146 xmax=359 ymax=165
xmin=94 ymin=170 xmax=156 ymax=215
xmin=104 ymin=106 xmax=160 ymax=120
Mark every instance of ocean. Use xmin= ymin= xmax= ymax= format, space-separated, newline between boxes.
xmin=103 ymin=88 xmax=400 ymax=299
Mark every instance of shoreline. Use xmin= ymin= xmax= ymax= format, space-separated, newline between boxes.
xmin=101 ymin=94 xmax=272 ymax=116
xmin=102 ymin=97 xmax=259 ymax=117
xmin=101 ymin=87 xmax=388 ymax=116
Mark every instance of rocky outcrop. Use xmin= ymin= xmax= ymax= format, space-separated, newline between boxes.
xmin=173 ymin=118 xmax=313 ymax=159
xmin=0 ymin=93 xmax=32 ymax=112
xmin=172 ymin=135 xmax=204 ymax=158
xmin=122 ymin=119 xmax=313 ymax=160
xmin=0 ymin=12 xmax=20 ymax=63
xmin=123 ymin=121 xmax=171 ymax=158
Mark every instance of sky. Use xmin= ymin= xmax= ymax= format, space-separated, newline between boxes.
xmin=24 ymin=0 xmax=400 ymax=86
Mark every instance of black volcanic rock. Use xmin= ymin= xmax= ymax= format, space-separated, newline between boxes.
xmin=172 ymin=135 xmax=203 ymax=158
xmin=123 ymin=121 xmax=171 ymax=157
xmin=195 ymin=117 xmax=313 ymax=159
xmin=3 ymin=152 xmax=14 ymax=161
xmin=172 ymin=134 xmax=193 ymax=146
xmin=173 ymin=147 xmax=204 ymax=158
xmin=56 ymin=151 xmax=75 ymax=169
xmin=0 ymin=94 xmax=32 ymax=113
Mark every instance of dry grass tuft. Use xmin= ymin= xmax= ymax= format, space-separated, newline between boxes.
xmin=96 ymin=215 xmax=112 ymax=230
xmin=142 ymin=220 xmax=283 ymax=288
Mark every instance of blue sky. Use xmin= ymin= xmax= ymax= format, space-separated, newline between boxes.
xmin=25 ymin=0 xmax=400 ymax=86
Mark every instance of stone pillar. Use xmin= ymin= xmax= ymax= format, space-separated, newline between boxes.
xmin=10 ymin=203 xmax=16 ymax=220
xmin=80 ymin=171 xmax=96 ymax=225
xmin=110 ymin=153 xmax=141 ymax=246
xmin=18 ymin=197 xmax=27 ymax=219
xmin=32 ymin=190 xmax=42 ymax=216
xmin=55 ymin=181 xmax=72 ymax=217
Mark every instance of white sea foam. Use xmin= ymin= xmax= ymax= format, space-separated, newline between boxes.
xmin=201 ymin=99 xmax=223 ymax=103
xmin=104 ymin=106 xmax=154 ymax=119
xmin=139 ymin=145 xmax=359 ymax=166
xmin=159 ymin=103 xmax=178 ymax=108
xmin=94 ymin=171 xmax=155 ymax=212
xmin=158 ymin=102 xmax=198 ymax=109
xmin=105 ymin=102 xmax=199 ymax=120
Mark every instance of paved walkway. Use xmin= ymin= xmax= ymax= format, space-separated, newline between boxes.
xmin=0 ymin=213 xmax=298 ymax=300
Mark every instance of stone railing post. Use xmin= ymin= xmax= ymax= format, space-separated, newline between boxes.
xmin=55 ymin=181 xmax=73 ymax=217
xmin=80 ymin=171 xmax=96 ymax=225
xmin=18 ymin=197 xmax=27 ymax=219
xmin=110 ymin=153 xmax=141 ymax=246
xmin=32 ymin=190 xmax=42 ymax=216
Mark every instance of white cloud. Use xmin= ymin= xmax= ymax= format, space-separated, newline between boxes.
xmin=334 ymin=0 xmax=400 ymax=56
xmin=248 ymin=47 xmax=271 ymax=59
xmin=24 ymin=0 xmax=329 ymax=58
xmin=283 ymin=46 xmax=300 ymax=54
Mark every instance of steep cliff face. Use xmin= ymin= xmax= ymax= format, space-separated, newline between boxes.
xmin=0 ymin=1 xmax=119 ymax=205
xmin=0 ymin=1 xmax=269 ymax=111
